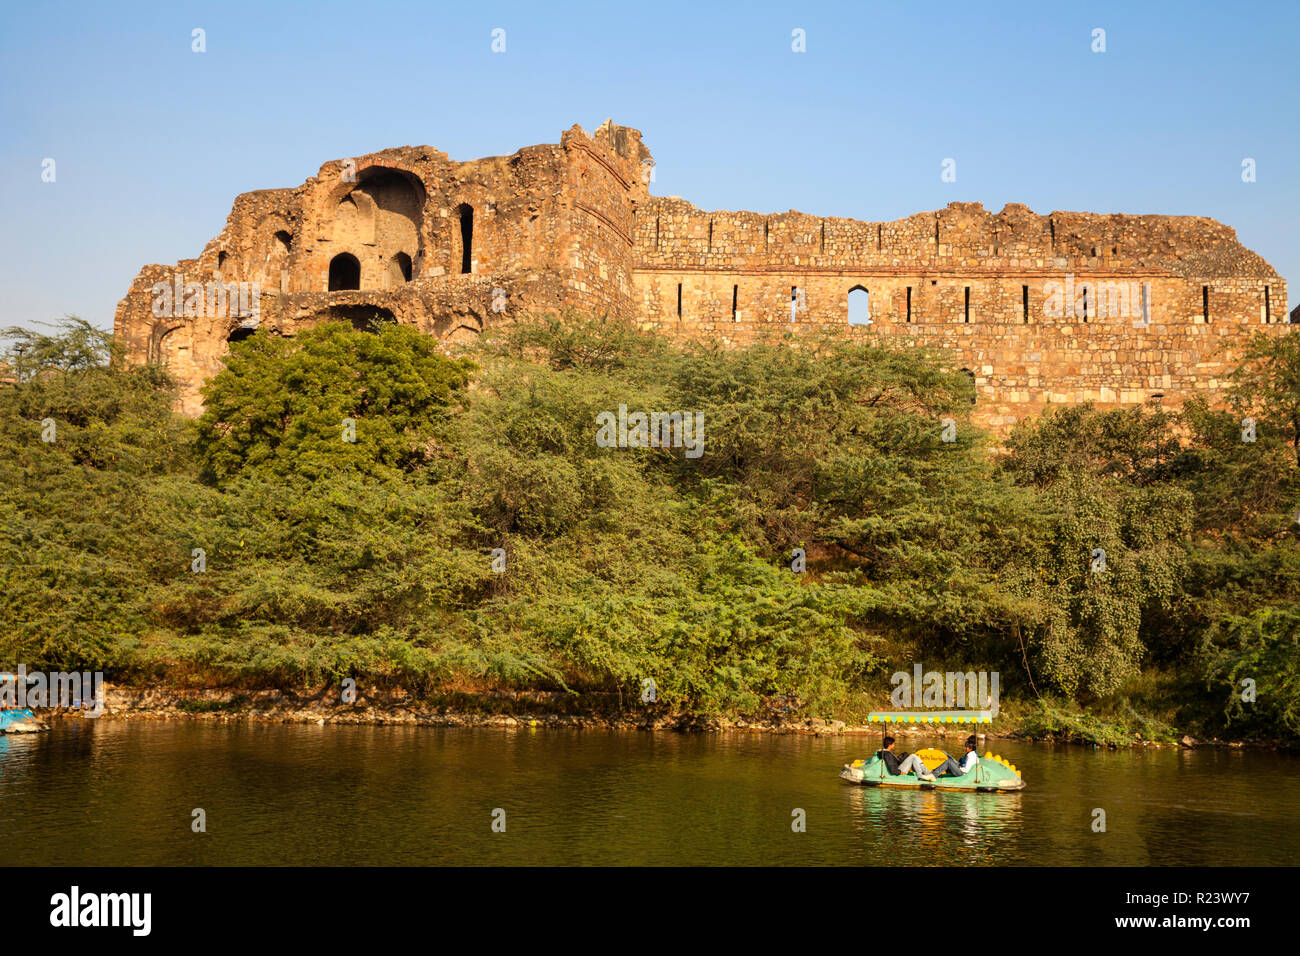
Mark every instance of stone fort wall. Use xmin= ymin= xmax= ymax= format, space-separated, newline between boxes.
xmin=634 ymin=198 xmax=1290 ymax=428
xmin=114 ymin=121 xmax=1292 ymax=428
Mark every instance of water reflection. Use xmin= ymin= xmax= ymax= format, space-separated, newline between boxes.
xmin=844 ymin=785 xmax=1023 ymax=865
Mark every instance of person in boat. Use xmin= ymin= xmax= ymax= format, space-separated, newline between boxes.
xmin=878 ymin=736 xmax=936 ymax=782
xmin=928 ymin=736 xmax=980 ymax=778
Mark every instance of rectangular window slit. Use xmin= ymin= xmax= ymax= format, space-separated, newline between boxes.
xmin=964 ymin=286 xmax=970 ymax=323
xmin=906 ymin=286 xmax=912 ymax=323
xmin=1022 ymin=285 xmax=1030 ymax=323
xmin=677 ymin=283 xmax=682 ymax=318
xmin=732 ymin=284 xmax=738 ymax=321
xmin=1265 ymin=285 xmax=1271 ymax=323
xmin=1203 ymin=285 xmax=1210 ymax=323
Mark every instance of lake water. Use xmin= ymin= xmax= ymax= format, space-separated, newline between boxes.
xmin=3 ymin=722 xmax=1296 ymax=866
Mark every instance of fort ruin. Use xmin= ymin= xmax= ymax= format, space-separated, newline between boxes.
xmin=113 ymin=120 xmax=1294 ymax=428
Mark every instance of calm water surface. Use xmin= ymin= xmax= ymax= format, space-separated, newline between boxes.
xmin=3 ymin=722 xmax=1297 ymax=865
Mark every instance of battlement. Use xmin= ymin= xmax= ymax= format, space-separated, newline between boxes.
xmin=113 ymin=121 xmax=1292 ymax=427
xmin=636 ymin=197 xmax=1271 ymax=276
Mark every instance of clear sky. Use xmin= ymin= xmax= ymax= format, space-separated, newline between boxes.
xmin=2 ymin=0 xmax=1297 ymax=329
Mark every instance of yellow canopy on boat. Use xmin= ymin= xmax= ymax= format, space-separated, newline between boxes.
xmin=866 ymin=711 xmax=993 ymax=723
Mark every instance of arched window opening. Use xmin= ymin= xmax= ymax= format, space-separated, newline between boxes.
xmin=227 ymin=325 xmax=256 ymax=344
xmin=217 ymin=251 xmax=229 ymax=275
xmin=391 ymin=251 xmax=413 ymax=284
xmin=329 ymin=305 xmax=396 ymax=333
xmin=457 ymin=204 xmax=474 ymax=274
xmin=328 ymin=252 xmax=361 ymax=291
xmin=446 ymin=324 xmax=480 ymax=345
xmin=847 ymin=286 xmax=871 ymax=326
xmin=269 ymin=231 xmax=292 ymax=292
xmin=332 ymin=168 xmax=424 ymax=257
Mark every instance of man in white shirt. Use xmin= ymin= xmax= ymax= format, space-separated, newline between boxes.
xmin=929 ymin=736 xmax=980 ymax=778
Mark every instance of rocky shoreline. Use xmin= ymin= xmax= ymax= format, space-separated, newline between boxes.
xmin=12 ymin=683 xmax=1279 ymax=750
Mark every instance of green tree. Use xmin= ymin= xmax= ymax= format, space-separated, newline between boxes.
xmin=1001 ymin=405 xmax=1193 ymax=698
xmin=196 ymin=322 xmax=473 ymax=481
xmin=1230 ymin=331 xmax=1300 ymax=466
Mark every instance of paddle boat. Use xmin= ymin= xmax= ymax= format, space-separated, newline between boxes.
xmin=841 ymin=747 xmax=1025 ymax=791
xmin=0 ymin=708 xmax=48 ymax=734
xmin=839 ymin=708 xmax=1025 ymax=792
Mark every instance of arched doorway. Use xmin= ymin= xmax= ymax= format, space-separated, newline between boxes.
xmin=328 ymin=253 xmax=361 ymax=291
xmin=390 ymin=251 xmax=413 ymax=285
xmin=308 ymin=305 xmax=397 ymax=333
xmin=848 ymin=285 xmax=872 ymax=326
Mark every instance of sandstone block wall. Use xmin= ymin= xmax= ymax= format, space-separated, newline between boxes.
xmin=633 ymin=198 xmax=1290 ymax=428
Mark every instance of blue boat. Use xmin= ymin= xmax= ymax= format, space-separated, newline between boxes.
xmin=0 ymin=708 xmax=47 ymax=734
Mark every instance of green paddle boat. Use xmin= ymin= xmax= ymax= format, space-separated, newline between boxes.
xmin=839 ymin=708 xmax=1025 ymax=792
xmin=840 ymin=747 xmax=1025 ymax=791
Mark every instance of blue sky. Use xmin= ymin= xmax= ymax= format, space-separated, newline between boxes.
xmin=2 ymin=0 xmax=1297 ymax=328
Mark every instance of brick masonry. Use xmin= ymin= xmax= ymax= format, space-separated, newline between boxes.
xmin=114 ymin=121 xmax=1294 ymax=428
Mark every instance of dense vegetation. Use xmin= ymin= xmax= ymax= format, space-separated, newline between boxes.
xmin=2 ymin=316 xmax=1297 ymax=742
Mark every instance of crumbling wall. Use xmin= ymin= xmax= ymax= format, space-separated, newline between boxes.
xmin=558 ymin=120 xmax=649 ymax=318
xmin=114 ymin=122 xmax=646 ymax=414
